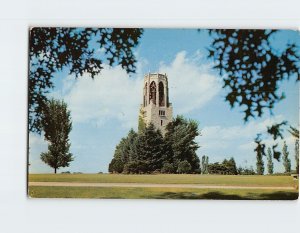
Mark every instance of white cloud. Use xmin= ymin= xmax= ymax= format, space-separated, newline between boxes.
xmin=159 ymin=51 xmax=221 ymax=115
xmin=200 ymin=115 xmax=285 ymax=149
xmin=62 ymin=65 xmax=143 ymax=129
xmin=28 ymin=133 xmax=51 ymax=173
xmin=58 ymin=51 xmax=220 ymax=130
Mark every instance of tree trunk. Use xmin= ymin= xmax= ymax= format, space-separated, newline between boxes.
xmin=54 ymin=168 xmax=57 ymax=174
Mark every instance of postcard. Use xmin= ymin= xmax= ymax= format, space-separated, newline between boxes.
xmin=28 ymin=28 xmax=299 ymax=199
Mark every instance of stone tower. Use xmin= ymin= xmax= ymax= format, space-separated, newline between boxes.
xmin=139 ymin=73 xmax=173 ymax=135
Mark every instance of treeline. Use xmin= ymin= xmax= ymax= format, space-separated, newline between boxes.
xmin=109 ymin=116 xmax=201 ymax=174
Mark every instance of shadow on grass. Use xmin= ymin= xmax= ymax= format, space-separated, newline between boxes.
xmin=148 ymin=191 xmax=298 ymax=200
xmin=252 ymin=191 xmax=298 ymax=200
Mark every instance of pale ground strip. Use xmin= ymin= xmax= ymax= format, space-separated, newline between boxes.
xmin=28 ymin=182 xmax=296 ymax=190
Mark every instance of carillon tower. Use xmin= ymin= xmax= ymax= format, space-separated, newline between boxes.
xmin=139 ymin=73 xmax=173 ymax=135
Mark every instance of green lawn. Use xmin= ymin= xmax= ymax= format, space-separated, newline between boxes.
xmin=29 ymin=173 xmax=297 ymax=187
xmin=28 ymin=174 xmax=298 ymax=199
xmin=28 ymin=186 xmax=298 ymax=200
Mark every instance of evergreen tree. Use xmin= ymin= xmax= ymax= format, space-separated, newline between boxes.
xmin=267 ymin=147 xmax=274 ymax=174
xmin=165 ymin=115 xmax=200 ymax=173
xmin=282 ymin=141 xmax=291 ymax=173
xmin=134 ymin=123 xmax=166 ymax=173
xmin=40 ymin=99 xmax=73 ymax=173
xmin=109 ymin=129 xmax=138 ymax=173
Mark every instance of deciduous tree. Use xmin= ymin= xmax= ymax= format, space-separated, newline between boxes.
xmin=40 ymin=99 xmax=73 ymax=173
xmin=267 ymin=147 xmax=274 ymax=174
xmin=282 ymin=141 xmax=291 ymax=173
xmin=207 ymin=29 xmax=299 ymax=121
xmin=29 ymin=28 xmax=143 ymax=133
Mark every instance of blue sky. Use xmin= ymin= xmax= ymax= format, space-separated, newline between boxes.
xmin=29 ymin=29 xmax=300 ymax=174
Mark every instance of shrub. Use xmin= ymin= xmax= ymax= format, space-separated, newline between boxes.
xmin=177 ymin=160 xmax=192 ymax=174
xmin=161 ymin=162 xmax=176 ymax=174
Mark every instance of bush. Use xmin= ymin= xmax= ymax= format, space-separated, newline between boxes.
xmin=161 ymin=162 xmax=175 ymax=174
xmin=237 ymin=167 xmax=256 ymax=175
xmin=193 ymin=168 xmax=201 ymax=174
xmin=61 ymin=171 xmax=71 ymax=174
xmin=177 ymin=160 xmax=192 ymax=174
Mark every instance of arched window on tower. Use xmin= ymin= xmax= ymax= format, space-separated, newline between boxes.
xmin=149 ymin=81 xmax=156 ymax=105
xmin=144 ymin=83 xmax=147 ymax=106
xmin=159 ymin=82 xmax=165 ymax=107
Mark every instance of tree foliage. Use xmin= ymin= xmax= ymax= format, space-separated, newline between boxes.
xmin=109 ymin=116 xmax=201 ymax=174
xmin=208 ymin=29 xmax=299 ymax=121
xmin=201 ymin=155 xmax=209 ymax=174
xmin=40 ymin=99 xmax=73 ymax=173
xmin=288 ymin=126 xmax=299 ymax=139
xmin=288 ymin=125 xmax=299 ymax=173
xmin=254 ymin=134 xmax=265 ymax=175
xmin=282 ymin=141 xmax=291 ymax=173
xmin=237 ymin=166 xmax=256 ymax=175
xmin=267 ymin=121 xmax=287 ymax=140
xmin=207 ymin=157 xmax=237 ymax=175
xmin=29 ymin=27 xmax=143 ymax=133
xmin=177 ymin=160 xmax=192 ymax=174
xmin=295 ymin=139 xmax=299 ymax=174
xmin=164 ymin=115 xmax=200 ymax=172
xmin=267 ymin=147 xmax=274 ymax=174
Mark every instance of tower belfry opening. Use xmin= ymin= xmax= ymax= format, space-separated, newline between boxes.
xmin=139 ymin=73 xmax=173 ymax=135
xmin=159 ymin=82 xmax=165 ymax=107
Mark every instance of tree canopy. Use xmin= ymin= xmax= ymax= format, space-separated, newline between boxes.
xmin=40 ymin=99 xmax=73 ymax=173
xmin=207 ymin=157 xmax=237 ymax=175
xmin=29 ymin=28 xmax=143 ymax=133
xmin=208 ymin=29 xmax=299 ymax=121
xmin=109 ymin=116 xmax=201 ymax=174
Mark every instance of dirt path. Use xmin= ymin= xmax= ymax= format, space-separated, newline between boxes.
xmin=28 ymin=182 xmax=296 ymax=190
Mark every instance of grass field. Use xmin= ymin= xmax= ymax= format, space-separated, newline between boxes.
xmin=28 ymin=186 xmax=298 ymax=200
xmin=28 ymin=174 xmax=296 ymax=186
xmin=28 ymin=174 xmax=298 ymax=199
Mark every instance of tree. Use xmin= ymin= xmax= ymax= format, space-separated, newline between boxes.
xmin=237 ymin=166 xmax=256 ymax=175
xmin=165 ymin=115 xmax=201 ymax=173
xmin=267 ymin=147 xmax=274 ymax=174
xmin=222 ymin=157 xmax=238 ymax=175
xmin=207 ymin=29 xmax=299 ymax=122
xmin=254 ymin=134 xmax=265 ymax=175
xmin=29 ymin=28 xmax=143 ymax=133
xmin=295 ymin=139 xmax=299 ymax=174
xmin=134 ymin=123 xmax=166 ymax=173
xmin=109 ymin=129 xmax=138 ymax=173
xmin=40 ymin=99 xmax=73 ymax=173
xmin=289 ymin=126 xmax=299 ymax=173
xmin=177 ymin=160 xmax=192 ymax=174
xmin=207 ymin=162 xmax=226 ymax=175
xmin=109 ymin=116 xmax=202 ymax=174
xmin=108 ymin=158 xmax=124 ymax=173
xmin=201 ymin=155 xmax=209 ymax=174
xmin=207 ymin=158 xmax=237 ymax=175
xmin=282 ymin=141 xmax=291 ymax=173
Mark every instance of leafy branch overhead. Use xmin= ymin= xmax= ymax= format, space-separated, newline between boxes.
xmin=29 ymin=28 xmax=143 ymax=133
xmin=208 ymin=29 xmax=300 ymax=121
